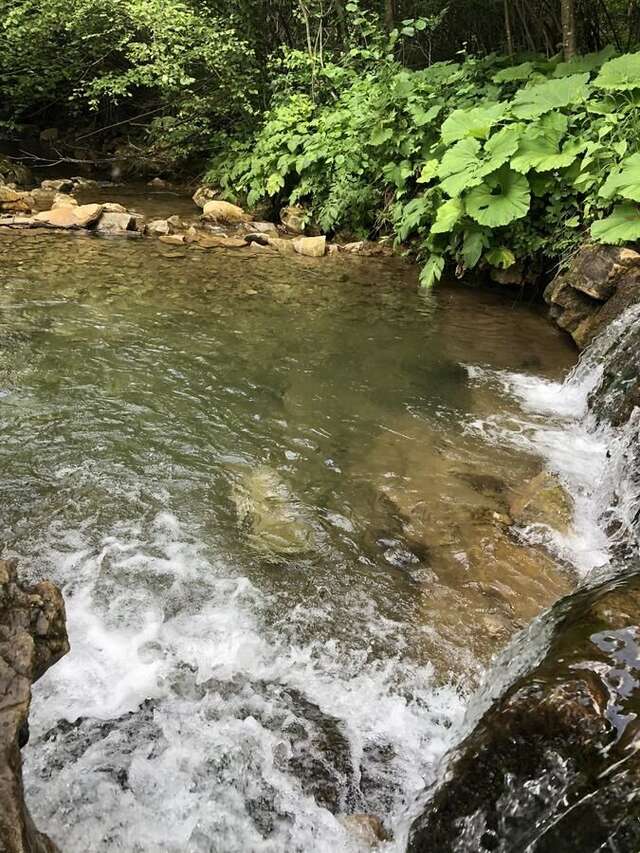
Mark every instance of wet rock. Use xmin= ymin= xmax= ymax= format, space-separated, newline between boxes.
xmin=0 ymin=557 xmax=69 ymax=853
xmin=339 ymin=814 xmax=387 ymax=846
xmin=146 ymin=218 xmax=171 ymax=237
xmin=340 ymin=240 xmax=391 ymax=257
xmin=545 ymin=245 xmax=640 ymax=348
xmin=40 ymin=179 xmax=74 ymax=193
xmin=159 ymin=234 xmax=186 ymax=245
xmin=490 ymin=263 xmax=524 ymax=286
xmin=280 ymin=205 xmax=307 ymax=235
xmin=249 ymin=221 xmax=278 ymax=235
xmin=245 ymin=232 xmax=270 ymax=246
xmin=102 ymin=202 xmax=128 ymax=214
xmin=230 ymin=465 xmax=316 ymax=560
xmin=192 ymin=185 xmax=218 ymax=208
xmin=96 ymin=211 xmax=134 ymax=234
xmin=147 ymin=177 xmax=171 ymax=189
xmin=293 ymin=235 xmax=326 ymax=258
xmin=508 ymin=470 xmax=574 ymax=533
xmin=70 ymin=176 xmax=100 ymax=191
xmin=0 ymin=187 xmax=32 ymax=213
xmin=51 ymin=193 xmax=78 ymax=209
xmin=28 ymin=188 xmax=57 ymax=213
xmin=267 ymin=236 xmax=297 ymax=255
xmin=194 ymin=234 xmax=247 ymax=249
xmin=407 ymin=569 xmax=640 ymax=853
xmin=202 ymin=200 xmax=248 ymax=224
xmin=35 ymin=203 xmax=103 ymax=229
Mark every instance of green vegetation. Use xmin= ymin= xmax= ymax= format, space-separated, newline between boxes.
xmin=1 ymin=0 xmax=639 ymax=281
xmin=211 ymin=45 xmax=640 ymax=284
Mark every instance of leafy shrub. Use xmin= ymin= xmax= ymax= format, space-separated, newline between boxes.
xmin=210 ymin=48 xmax=640 ymax=285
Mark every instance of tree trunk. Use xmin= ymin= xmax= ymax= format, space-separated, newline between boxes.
xmin=384 ymin=0 xmax=396 ymax=31
xmin=504 ymin=0 xmax=514 ymax=55
xmin=561 ymin=0 xmax=577 ymax=59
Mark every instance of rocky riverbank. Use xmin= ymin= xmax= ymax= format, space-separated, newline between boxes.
xmin=0 ymin=558 xmax=68 ymax=853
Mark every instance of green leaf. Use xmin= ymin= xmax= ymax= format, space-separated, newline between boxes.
xmin=410 ymin=103 xmax=441 ymax=127
xmin=493 ymin=62 xmax=535 ymax=83
xmin=595 ymin=53 xmax=640 ymax=91
xmin=553 ymin=46 xmax=616 ymax=78
xmin=266 ymin=172 xmax=285 ymax=195
xmin=511 ymin=112 xmax=583 ymax=173
xmin=511 ymin=73 xmax=590 ymax=119
xmin=370 ymin=125 xmax=394 ymax=146
xmin=482 ymin=124 xmax=524 ymax=172
xmin=420 ymin=255 xmax=445 ymax=288
xmin=438 ymin=137 xmax=484 ymax=197
xmin=431 ymin=197 xmax=464 ymax=234
xmin=485 ymin=246 xmax=516 ymax=268
xmin=461 ymin=228 xmax=488 ymax=268
xmin=466 ymin=167 xmax=531 ymax=227
xmin=417 ymin=159 xmax=440 ymax=184
xmin=599 ymin=153 xmax=640 ymax=202
xmin=591 ymin=203 xmax=640 ymax=244
xmin=441 ymin=103 xmax=505 ymax=145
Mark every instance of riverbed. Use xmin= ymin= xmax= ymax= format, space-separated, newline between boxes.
xmin=0 ymin=223 xmax=592 ymax=851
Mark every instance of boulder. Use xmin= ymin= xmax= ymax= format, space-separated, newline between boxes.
xmin=340 ymin=240 xmax=391 ymax=257
xmin=34 ymin=203 xmax=103 ymax=229
xmin=96 ymin=211 xmax=134 ymax=234
xmin=28 ymin=188 xmax=57 ymax=213
xmin=0 ymin=557 xmax=69 ymax=853
xmin=146 ymin=219 xmax=171 ymax=237
xmin=158 ymin=234 xmax=186 ymax=245
xmin=248 ymin=221 xmax=278 ymax=235
xmin=0 ymin=187 xmax=32 ymax=213
xmin=128 ymin=211 xmax=147 ymax=234
xmin=192 ymin=185 xmax=218 ymax=208
xmin=102 ymin=202 xmax=128 ymax=214
xmin=407 ymin=569 xmax=640 ymax=852
xmin=51 ymin=193 xmax=78 ymax=209
xmin=147 ymin=177 xmax=170 ymax=189
xmin=545 ymin=245 xmax=640 ymax=348
xmin=266 ymin=236 xmax=297 ymax=255
xmin=40 ymin=179 xmax=74 ymax=193
xmin=193 ymin=235 xmax=247 ymax=249
xmin=201 ymin=200 xmax=249 ymax=224
xmin=339 ymin=814 xmax=387 ymax=846
xmin=280 ymin=205 xmax=307 ymax=234
xmin=293 ymin=235 xmax=326 ymax=258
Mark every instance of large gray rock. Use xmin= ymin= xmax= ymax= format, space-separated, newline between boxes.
xmin=545 ymin=245 xmax=640 ymax=348
xmin=34 ymin=203 xmax=103 ymax=229
xmin=0 ymin=557 xmax=69 ymax=853
xmin=95 ymin=211 xmax=134 ymax=234
xmin=407 ymin=570 xmax=640 ymax=852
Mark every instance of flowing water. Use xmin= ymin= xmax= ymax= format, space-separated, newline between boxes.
xmin=1 ymin=220 xmax=621 ymax=852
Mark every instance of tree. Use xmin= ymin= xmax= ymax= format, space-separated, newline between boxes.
xmin=561 ymin=0 xmax=577 ymax=58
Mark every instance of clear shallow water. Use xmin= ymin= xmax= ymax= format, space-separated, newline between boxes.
xmin=0 ymin=226 xmax=581 ymax=851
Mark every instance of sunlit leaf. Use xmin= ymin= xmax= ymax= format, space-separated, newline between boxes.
xmin=591 ymin=203 xmax=640 ymax=244
xmin=420 ymin=255 xmax=445 ymax=287
xmin=595 ymin=53 xmax=640 ymax=91
xmin=431 ymin=197 xmax=464 ymax=234
xmin=466 ymin=167 xmax=531 ymax=227
xmin=485 ymin=246 xmax=516 ymax=268
xmin=441 ymin=103 xmax=505 ymax=144
xmin=511 ymin=73 xmax=590 ymax=119
xmin=599 ymin=153 xmax=640 ymax=202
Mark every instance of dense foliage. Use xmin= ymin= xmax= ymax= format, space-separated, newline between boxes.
xmin=211 ymin=45 xmax=640 ymax=284
xmin=1 ymin=0 xmax=639 ymax=280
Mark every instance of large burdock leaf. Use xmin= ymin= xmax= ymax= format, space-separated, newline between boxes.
xmin=466 ymin=167 xmax=531 ymax=227
xmin=483 ymin=124 xmax=525 ymax=171
xmin=430 ymin=197 xmax=464 ymax=234
xmin=553 ymin=46 xmax=616 ymax=78
xmin=441 ymin=103 xmax=505 ymax=145
xmin=511 ymin=113 xmax=583 ymax=173
xmin=511 ymin=73 xmax=590 ymax=119
xmin=599 ymin=153 xmax=640 ymax=202
xmin=493 ymin=62 xmax=535 ymax=83
xmin=591 ymin=203 xmax=640 ymax=244
xmin=595 ymin=53 xmax=640 ymax=91
xmin=438 ymin=138 xmax=484 ymax=197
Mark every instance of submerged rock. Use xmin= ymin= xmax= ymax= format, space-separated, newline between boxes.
xmin=407 ymin=569 xmax=640 ymax=852
xmin=230 ymin=465 xmax=316 ymax=560
xmin=508 ymin=470 xmax=574 ymax=534
xmin=339 ymin=814 xmax=387 ymax=846
xmin=0 ymin=557 xmax=69 ymax=853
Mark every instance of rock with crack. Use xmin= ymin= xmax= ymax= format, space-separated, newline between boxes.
xmin=0 ymin=557 xmax=69 ymax=853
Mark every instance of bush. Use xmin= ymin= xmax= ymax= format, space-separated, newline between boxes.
xmin=209 ymin=47 xmax=640 ymax=284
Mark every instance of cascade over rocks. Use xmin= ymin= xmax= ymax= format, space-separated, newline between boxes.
xmin=407 ymin=569 xmax=640 ymax=853
xmin=545 ymin=244 xmax=640 ymax=349
xmin=0 ymin=557 xmax=69 ymax=853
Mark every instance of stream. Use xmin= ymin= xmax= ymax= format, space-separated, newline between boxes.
xmin=0 ymin=215 xmax=615 ymax=851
